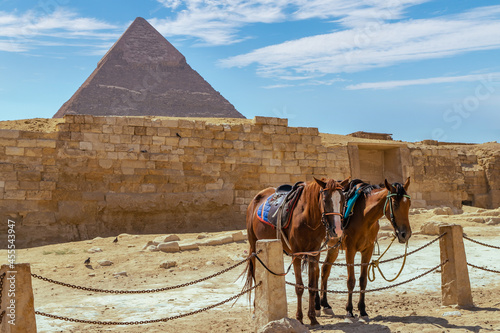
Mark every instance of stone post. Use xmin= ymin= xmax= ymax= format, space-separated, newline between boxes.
xmin=0 ymin=264 xmax=37 ymax=333
xmin=439 ymin=224 xmax=474 ymax=307
xmin=254 ymin=239 xmax=287 ymax=331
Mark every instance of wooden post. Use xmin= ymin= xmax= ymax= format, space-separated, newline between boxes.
xmin=0 ymin=264 xmax=37 ymax=333
xmin=439 ymin=224 xmax=473 ymax=307
xmin=254 ymin=239 xmax=287 ymax=331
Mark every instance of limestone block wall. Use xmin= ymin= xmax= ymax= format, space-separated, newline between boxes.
xmin=408 ymin=147 xmax=467 ymax=209
xmin=0 ymin=115 xmax=350 ymax=248
xmin=0 ymin=115 xmax=497 ymax=248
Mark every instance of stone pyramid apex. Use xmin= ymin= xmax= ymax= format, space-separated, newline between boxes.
xmin=97 ymin=17 xmax=186 ymax=68
xmin=54 ymin=18 xmax=244 ymax=118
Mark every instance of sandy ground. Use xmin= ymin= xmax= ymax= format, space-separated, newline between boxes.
xmin=1 ymin=207 xmax=499 ymax=333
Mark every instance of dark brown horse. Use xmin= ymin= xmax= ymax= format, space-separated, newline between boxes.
xmin=244 ymin=177 xmax=348 ymax=325
xmin=315 ymin=178 xmax=412 ymax=321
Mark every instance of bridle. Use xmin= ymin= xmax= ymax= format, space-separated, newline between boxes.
xmin=320 ymin=185 xmax=344 ymax=238
xmin=384 ymin=191 xmax=411 ymax=230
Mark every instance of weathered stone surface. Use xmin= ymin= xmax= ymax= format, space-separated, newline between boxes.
xmin=178 ymin=241 xmax=199 ymax=251
xmin=159 ymin=261 xmax=177 ymax=269
xmin=147 ymin=245 xmax=159 ymax=252
xmin=486 ymin=217 xmax=500 ymax=225
xmin=154 ymin=234 xmax=180 ymax=244
xmin=113 ymin=271 xmax=127 ymax=277
xmin=231 ymin=231 xmax=247 ymax=242
xmin=87 ymin=247 xmax=103 ymax=253
xmin=157 ymin=242 xmax=180 ymax=252
xmin=0 ymin=115 xmax=498 ymax=249
xmin=198 ymin=235 xmax=233 ymax=246
xmin=98 ymin=260 xmax=113 ymax=266
xmin=432 ymin=207 xmax=453 ymax=215
xmin=420 ymin=221 xmax=446 ymax=235
xmin=142 ymin=240 xmax=155 ymax=250
xmin=258 ymin=318 xmax=310 ymax=333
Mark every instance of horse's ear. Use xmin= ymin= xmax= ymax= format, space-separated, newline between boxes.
xmin=340 ymin=177 xmax=350 ymax=189
xmin=313 ymin=177 xmax=326 ymax=189
xmin=384 ymin=179 xmax=395 ymax=192
xmin=404 ymin=177 xmax=411 ymax=191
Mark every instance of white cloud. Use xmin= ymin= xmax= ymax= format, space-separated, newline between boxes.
xmin=220 ymin=5 xmax=500 ymax=78
xmin=262 ymin=84 xmax=294 ymax=89
xmin=152 ymin=0 xmax=429 ymax=45
xmin=346 ymin=72 xmax=500 ymax=90
xmin=0 ymin=9 xmax=119 ymax=53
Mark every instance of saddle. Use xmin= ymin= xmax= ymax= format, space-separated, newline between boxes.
xmin=257 ymin=182 xmax=304 ymax=229
xmin=342 ymin=179 xmax=366 ymax=230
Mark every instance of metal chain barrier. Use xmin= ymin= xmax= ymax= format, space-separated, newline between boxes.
xmin=306 ymin=233 xmax=446 ymax=267
xmin=285 ymin=260 xmax=448 ymax=294
xmin=467 ymin=262 xmax=500 ymax=274
xmin=35 ymin=282 xmax=261 ymax=325
xmin=31 ymin=254 xmax=253 ymax=294
xmin=463 ymin=235 xmax=500 ymax=250
xmin=0 ymin=272 xmax=5 ymax=324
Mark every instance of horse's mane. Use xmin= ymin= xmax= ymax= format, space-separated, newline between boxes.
xmin=303 ymin=178 xmax=337 ymax=217
xmin=391 ymin=182 xmax=408 ymax=196
xmin=345 ymin=179 xmax=381 ymax=199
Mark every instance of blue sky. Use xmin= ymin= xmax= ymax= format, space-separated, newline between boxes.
xmin=1 ymin=0 xmax=499 ymax=143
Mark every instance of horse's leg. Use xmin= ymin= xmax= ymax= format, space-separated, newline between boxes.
xmin=307 ymin=255 xmax=320 ymax=326
xmin=358 ymin=246 xmax=374 ymax=319
xmin=344 ymin=248 xmax=356 ymax=321
xmin=317 ymin=246 xmax=339 ymax=316
xmin=293 ymin=258 xmax=304 ymax=324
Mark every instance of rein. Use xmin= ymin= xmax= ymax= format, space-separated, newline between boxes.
xmin=368 ymin=235 xmax=408 ymax=282
xmin=367 ymin=189 xmax=411 ymax=282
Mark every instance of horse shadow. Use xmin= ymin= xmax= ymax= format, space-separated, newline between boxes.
xmin=370 ymin=314 xmax=484 ymax=332
xmin=308 ymin=311 xmax=492 ymax=332
xmin=309 ymin=315 xmax=392 ymax=332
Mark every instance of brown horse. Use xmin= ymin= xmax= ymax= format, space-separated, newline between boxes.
xmin=244 ymin=177 xmax=349 ymax=325
xmin=315 ymin=178 xmax=412 ymax=321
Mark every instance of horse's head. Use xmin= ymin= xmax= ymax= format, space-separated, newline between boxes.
xmin=314 ymin=177 xmax=349 ymax=238
xmin=384 ymin=177 xmax=412 ymax=244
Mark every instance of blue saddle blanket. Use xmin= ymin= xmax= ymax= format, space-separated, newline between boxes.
xmin=342 ymin=188 xmax=362 ymax=228
xmin=256 ymin=184 xmax=303 ymax=229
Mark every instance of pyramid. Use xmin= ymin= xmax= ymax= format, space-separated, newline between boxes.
xmin=54 ymin=17 xmax=245 ymax=118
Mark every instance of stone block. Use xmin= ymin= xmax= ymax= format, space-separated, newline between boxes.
xmin=154 ymin=235 xmax=181 ymax=244
xmin=198 ymin=235 xmax=233 ymax=246
xmin=231 ymin=231 xmax=247 ymax=242
xmin=178 ymin=241 xmax=200 ymax=251
xmin=0 ymin=129 xmax=20 ymax=139
xmin=79 ymin=142 xmax=92 ymax=151
xmin=6 ymin=147 xmax=24 ymax=156
xmin=160 ymin=261 xmax=177 ymax=269
xmin=421 ymin=220 xmax=446 ymax=235
xmin=158 ymin=242 xmax=180 ymax=253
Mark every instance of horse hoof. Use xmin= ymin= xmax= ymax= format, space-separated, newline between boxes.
xmin=310 ymin=319 xmax=320 ymax=326
xmin=359 ymin=316 xmax=369 ymax=323
xmin=344 ymin=313 xmax=355 ymax=323
xmin=315 ymin=309 xmax=321 ymax=317
xmin=322 ymin=307 xmax=334 ymax=316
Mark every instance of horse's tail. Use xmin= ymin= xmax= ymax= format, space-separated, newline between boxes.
xmin=242 ymin=256 xmax=255 ymax=303
xmin=238 ymin=195 xmax=259 ymax=304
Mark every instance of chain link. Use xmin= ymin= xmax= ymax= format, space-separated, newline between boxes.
xmin=467 ymin=262 xmax=500 ymax=274
xmin=285 ymin=260 xmax=448 ymax=294
xmin=0 ymin=272 xmax=5 ymax=324
xmin=463 ymin=235 xmax=500 ymax=250
xmin=35 ymin=282 xmax=261 ymax=325
xmin=31 ymin=255 xmax=253 ymax=294
xmin=307 ymin=233 xmax=446 ymax=267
